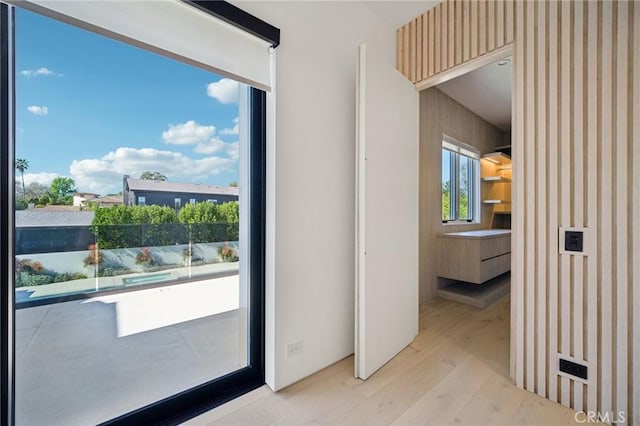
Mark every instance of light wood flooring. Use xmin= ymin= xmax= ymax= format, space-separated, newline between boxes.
xmin=188 ymin=295 xmax=583 ymax=426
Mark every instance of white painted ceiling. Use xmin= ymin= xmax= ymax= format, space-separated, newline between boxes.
xmin=436 ymin=58 xmax=513 ymax=131
xmin=361 ymin=1 xmax=441 ymax=30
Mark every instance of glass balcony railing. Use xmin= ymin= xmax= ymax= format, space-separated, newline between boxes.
xmin=15 ymin=222 xmax=239 ymax=306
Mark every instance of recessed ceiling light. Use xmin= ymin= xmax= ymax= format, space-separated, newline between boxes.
xmin=497 ymin=58 xmax=511 ymax=66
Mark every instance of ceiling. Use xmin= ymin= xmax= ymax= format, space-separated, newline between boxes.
xmin=436 ymin=58 xmax=512 ymax=131
xmin=362 ymin=1 xmax=441 ymax=30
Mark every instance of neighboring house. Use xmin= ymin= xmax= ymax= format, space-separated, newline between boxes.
xmin=15 ymin=210 xmax=95 ymax=254
xmin=122 ymin=175 xmax=238 ymax=209
xmin=72 ymin=192 xmax=99 ymax=207
xmin=94 ymin=195 xmax=123 ymax=208
xmin=73 ymin=193 xmax=123 ymax=208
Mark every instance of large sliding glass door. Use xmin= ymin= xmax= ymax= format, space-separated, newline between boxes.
xmin=1 ymin=2 xmax=273 ymax=424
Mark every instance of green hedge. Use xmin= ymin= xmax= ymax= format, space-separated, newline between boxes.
xmin=91 ymin=202 xmax=239 ymax=249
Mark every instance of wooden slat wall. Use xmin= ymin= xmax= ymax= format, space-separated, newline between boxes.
xmin=396 ymin=0 xmax=516 ymax=77
xmin=397 ymin=0 xmax=639 ymax=423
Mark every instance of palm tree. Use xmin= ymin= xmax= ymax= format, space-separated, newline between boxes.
xmin=16 ymin=158 xmax=29 ymax=198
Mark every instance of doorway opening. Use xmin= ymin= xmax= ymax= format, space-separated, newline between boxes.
xmin=418 ymin=50 xmax=513 ymax=380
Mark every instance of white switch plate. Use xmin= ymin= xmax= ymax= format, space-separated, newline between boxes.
xmin=287 ymin=341 xmax=303 ymax=358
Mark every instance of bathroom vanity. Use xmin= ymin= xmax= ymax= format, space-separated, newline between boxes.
xmin=437 ymin=229 xmax=511 ymax=284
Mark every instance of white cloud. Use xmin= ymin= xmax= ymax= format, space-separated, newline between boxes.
xmin=70 ymin=147 xmax=235 ymax=194
xmin=225 ymin=142 xmax=239 ymax=161
xmin=220 ymin=117 xmax=239 ymax=136
xmin=194 ymin=138 xmax=239 ymax=160
xmin=193 ymin=137 xmax=226 ymax=155
xmin=206 ymin=78 xmax=239 ymax=104
xmin=162 ymin=120 xmax=238 ymax=159
xmin=27 ymin=106 xmax=48 ymax=116
xmin=22 ymin=172 xmax=58 ymax=187
xmin=21 ymin=67 xmax=62 ymax=77
xmin=162 ymin=120 xmax=215 ymax=145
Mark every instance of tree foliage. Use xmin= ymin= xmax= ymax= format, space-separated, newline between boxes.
xmin=140 ymin=171 xmax=167 ymax=181
xmin=49 ymin=177 xmax=76 ymax=204
xmin=442 ymin=180 xmax=451 ymax=220
xmin=24 ymin=182 xmax=48 ymax=202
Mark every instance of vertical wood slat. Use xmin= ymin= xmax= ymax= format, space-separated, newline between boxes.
xmin=441 ymin=1 xmax=448 ymax=70
xmin=488 ymin=0 xmax=495 ymax=51
xmin=496 ymin=0 xmax=505 ymax=48
xmin=514 ymin=0 xmax=525 ymax=389
xmin=572 ymin=1 xmax=585 ymax=411
xmin=506 ymin=0 xmax=514 ymax=44
xmin=455 ymin=0 xmax=462 ymax=65
xmin=422 ymin=13 xmax=428 ymax=81
xmin=547 ymin=0 xmax=559 ymax=404
xmin=428 ymin=9 xmax=436 ymax=76
xmin=435 ymin=4 xmax=441 ymax=73
xmin=585 ymin=0 xmax=599 ymax=414
xmin=409 ymin=19 xmax=416 ymax=82
xmin=535 ymin=0 xmax=547 ymax=399
xmin=559 ymin=0 xmax=571 ymax=407
xmin=478 ymin=0 xmax=487 ymax=55
xmin=633 ymin=4 xmax=640 ymax=424
xmin=403 ymin=24 xmax=410 ymax=80
xmin=524 ymin=0 xmax=536 ymax=394
xmin=448 ymin=0 xmax=455 ymax=68
xmin=417 ymin=16 xmax=423 ymax=83
xmin=470 ymin=0 xmax=478 ymax=58
xmin=600 ymin=0 xmax=613 ymax=416
xmin=462 ymin=0 xmax=470 ymax=62
xmin=615 ymin=0 xmax=628 ymax=418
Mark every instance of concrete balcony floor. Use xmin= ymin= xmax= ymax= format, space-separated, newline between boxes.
xmin=15 ymin=275 xmax=245 ymax=426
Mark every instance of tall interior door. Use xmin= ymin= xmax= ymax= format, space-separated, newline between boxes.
xmin=355 ymin=44 xmax=419 ymax=379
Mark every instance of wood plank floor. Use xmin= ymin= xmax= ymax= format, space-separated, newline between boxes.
xmin=187 ymin=295 xmax=583 ymax=425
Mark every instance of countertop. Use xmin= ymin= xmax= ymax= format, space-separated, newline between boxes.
xmin=439 ymin=229 xmax=512 ymax=239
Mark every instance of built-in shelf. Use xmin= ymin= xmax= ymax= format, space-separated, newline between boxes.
xmin=493 ymin=144 xmax=512 ymax=156
xmin=482 ymin=149 xmax=512 ymax=230
xmin=482 ymin=151 xmax=512 ymax=165
xmin=482 ymin=199 xmax=511 ymax=204
xmin=482 ymin=176 xmax=511 ymax=182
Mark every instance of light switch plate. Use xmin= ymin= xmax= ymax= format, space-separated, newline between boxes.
xmin=559 ymin=227 xmax=589 ymax=256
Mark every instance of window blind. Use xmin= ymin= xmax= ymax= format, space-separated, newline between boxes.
xmin=3 ymin=0 xmax=273 ymax=91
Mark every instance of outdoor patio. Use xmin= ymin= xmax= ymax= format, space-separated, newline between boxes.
xmin=15 ymin=273 xmax=245 ymax=426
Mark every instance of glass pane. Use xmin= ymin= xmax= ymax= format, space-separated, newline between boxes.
xmin=14 ymin=8 xmax=249 ymax=424
xmin=441 ymin=149 xmax=453 ymax=221
xmin=458 ymin=155 xmax=472 ymax=221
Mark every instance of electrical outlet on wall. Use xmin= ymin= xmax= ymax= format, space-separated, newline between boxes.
xmin=286 ymin=341 xmax=303 ymax=359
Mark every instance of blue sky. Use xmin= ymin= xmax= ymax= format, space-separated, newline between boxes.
xmin=16 ymin=8 xmax=241 ymax=195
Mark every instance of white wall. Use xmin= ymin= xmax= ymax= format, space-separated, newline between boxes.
xmin=233 ymin=1 xmax=401 ymax=390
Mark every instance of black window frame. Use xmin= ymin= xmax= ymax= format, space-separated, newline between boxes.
xmin=0 ymin=2 xmax=272 ymax=424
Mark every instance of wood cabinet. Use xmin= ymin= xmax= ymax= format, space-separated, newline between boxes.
xmin=437 ymin=229 xmax=511 ymax=284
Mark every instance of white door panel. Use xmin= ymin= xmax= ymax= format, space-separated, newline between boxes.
xmin=355 ymin=44 xmax=419 ymax=380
